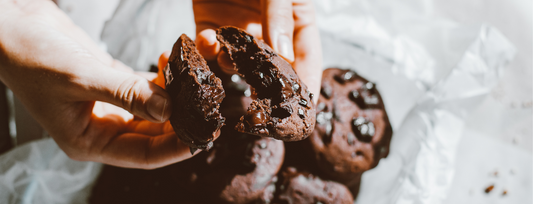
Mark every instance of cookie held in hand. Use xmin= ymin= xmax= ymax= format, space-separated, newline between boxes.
xmin=164 ymin=34 xmax=225 ymax=153
xmin=217 ymin=26 xmax=316 ymax=141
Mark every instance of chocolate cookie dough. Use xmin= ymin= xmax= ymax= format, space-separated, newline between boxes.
xmin=275 ymin=167 xmax=354 ymax=204
xmin=216 ymin=26 xmax=316 ymax=141
xmin=309 ymin=68 xmax=393 ymax=190
xmin=164 ymin=34 xmax=225 ymax=152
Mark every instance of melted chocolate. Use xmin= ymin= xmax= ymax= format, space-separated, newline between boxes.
xmin=245 ymin=110 xmax=268 ymax=127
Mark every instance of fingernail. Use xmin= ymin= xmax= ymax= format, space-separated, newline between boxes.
xmin=277 ymin=34 xmax=294 ymax=62
xmin=147 ymin=94 xmax=169 ymax=122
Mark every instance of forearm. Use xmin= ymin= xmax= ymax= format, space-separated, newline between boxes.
xmin=0 ymin=0 xmax=114 ymax=77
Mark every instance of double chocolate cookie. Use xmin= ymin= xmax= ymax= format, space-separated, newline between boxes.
xmin=275 ymin=167 xmax=354 ymax=204
xmin=165 ymin=34 xmax=225 ymax=152
xmin=309 ymin=68 xmax=393 ymax=190
xmin=217 ymin=26 xmax=316 ymax=141
xmin=197 ymin=131 xmax=284 ymax=204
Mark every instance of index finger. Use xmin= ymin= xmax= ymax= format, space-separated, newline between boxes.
xmin=291 ymin=0 xmax=322 ymax=104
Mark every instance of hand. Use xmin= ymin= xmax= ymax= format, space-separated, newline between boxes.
xmin=192 ymin=0 xmax=323 ymax=103
xmin=0 ymin=0 xmax=192 ymax=169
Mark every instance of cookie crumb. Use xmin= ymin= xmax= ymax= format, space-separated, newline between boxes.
xmin=485 ymin=185 xmax=494 ymax=193
xmin=502 ymin=190 xmax=507 ymax=196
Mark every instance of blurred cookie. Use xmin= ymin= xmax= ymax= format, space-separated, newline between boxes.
xmin=309 ymin=68 xmax=393 ymax=190
xmin=275 ymin=167 xmax=354 ymax=204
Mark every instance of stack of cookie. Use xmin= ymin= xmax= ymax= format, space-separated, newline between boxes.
xmin=89 ymin=27 xmax=392 ymax=204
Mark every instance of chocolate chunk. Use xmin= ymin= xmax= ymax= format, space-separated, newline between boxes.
xmin=322 ymin=121 xmax=334 ymax=144
xmin=349 ymin=90 xmax=366 ymax=109
xmin=363 ymin=95 xmax=380 ymax=105
xmin=259 ymin=141 xmax=267 ymax=149
xmin=334 ymin=70 xmax=357 ymax=84
xmin=292 ymin=83 xmax=300 ymax=92
xmin=325 ymin=122 xmax=333 ymax=138
xmin=332 ymin=102 xmax=342 ymax=122
xmin=321 ymin=83 xmax=333 ymax=99
xmin=245 ymin=109 xmax=268 ymax=128
xmin=316 ymin=111 xmax=333 ymax=125
xmin=364 ymin=82 xmax=375 ymax=91
xmin=298 ymin=108 xmax=305 ymax=119
xmin=352 ymin=117 xmax=375 ymax=142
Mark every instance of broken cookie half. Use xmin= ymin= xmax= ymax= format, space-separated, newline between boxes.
xmin=216 ymin=26 xmax=316 ymax=141
xmin=165 ymin=34 xmax=225 ymax=154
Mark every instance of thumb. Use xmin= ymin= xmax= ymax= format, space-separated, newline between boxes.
xmin=261 ymin=0 xmax=295 ymax=62
xmin=86 ymin=67 xmax=172 ymax=123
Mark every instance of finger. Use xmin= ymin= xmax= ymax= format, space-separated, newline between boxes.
xmin=60 ymin=113 xmax=193 ymax=169
xmin=154 ymin=51 xmax=171 ymax=88
xmin=195 ymin=29 xmax=221 ymax=61
xmin=217 ymin=50 xmax=237 ymax=74
xmin=292 ymin=0 xmax=322 ymax=104
xmin=97 ymin=131 xmax=194 ymax=169
xmin=111 ymin=60 xmax=134 ymax=73
xmin=125 ymin=120 xmax=168 ymax=136
xmin=261 ymin=0 xmax=295 ymax=62
xmin=93 ymin=101 xmax=133 ymax=123
xmin=84 ymin=68 xmax=172 ymax=123
xmin=135 ymin=71 xmax=158 ymax=81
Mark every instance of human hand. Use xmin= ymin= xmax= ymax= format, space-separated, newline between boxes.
xmin=192 ymin=0 xmax=323 ymax=103
xmin=0 ymin=0 xmax=193 ymax=169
